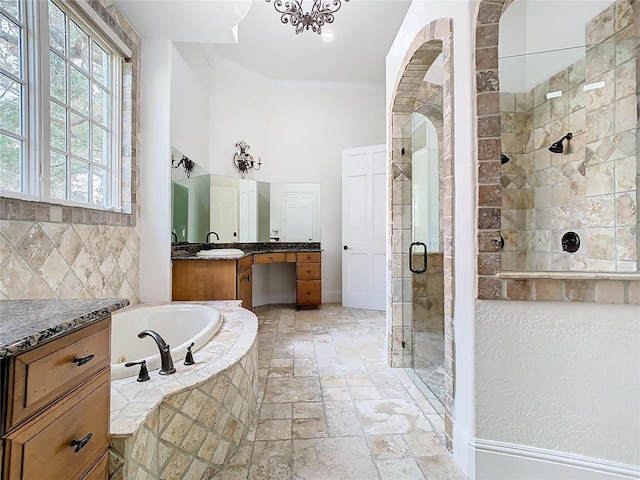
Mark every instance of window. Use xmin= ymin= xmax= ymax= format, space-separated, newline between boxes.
xmin=0 ymin=0 xmax=26 ymax=193
xmin=0 ymin=0 xmax=122 ymax=209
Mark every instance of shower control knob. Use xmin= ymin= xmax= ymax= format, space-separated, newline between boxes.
xmin=343 ymin=245 xmax=349 ymax=250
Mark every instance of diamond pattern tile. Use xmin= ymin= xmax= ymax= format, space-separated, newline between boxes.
xmin=1 ymin=219 xmax=139 ymax=301
xmin=110 ymin=332 xmax=258 ymax=480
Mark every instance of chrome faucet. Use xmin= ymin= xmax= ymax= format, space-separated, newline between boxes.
xmin=206 ymin=231 xmax=219 ymax=243
xmin=137 ymin=330 xmax=176 ymax=375
xmin=171 ymin=232 xmax=178 ymax=244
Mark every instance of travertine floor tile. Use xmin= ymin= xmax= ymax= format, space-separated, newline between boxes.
xmin=213 ymin=305 xmax=465 ymax=480
xmin=255 ymin=419 xmax=292 ymax=440
xmin=248 ymin=440 xmax=292 ymax=479
xmin=366 ymin=434 xmax=412 ymax=459
xmin=416 ymin=455 xmax=467 ymax=479
xmin=376 ymin=457 xmax=426 ymax=479
xmin=292 ymin=437 xmax=378 ymax=480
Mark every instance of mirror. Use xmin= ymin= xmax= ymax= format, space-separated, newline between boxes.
xmin=171 ymin=147 xmax=210 ymax=244
xmin=171 ymin=148 xmax=321 ymax=244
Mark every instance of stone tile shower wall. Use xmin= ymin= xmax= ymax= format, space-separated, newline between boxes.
xmin=0 ymin=0 xmax=141 ymax=302
xmin=500 ymin=2 xmax=637 ymax=272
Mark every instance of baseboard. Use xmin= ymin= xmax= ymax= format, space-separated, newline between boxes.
xmin=472 ymin=438 xmax=640 ymax=480
xmin=322 ymin=290 xmax=342 ymax=304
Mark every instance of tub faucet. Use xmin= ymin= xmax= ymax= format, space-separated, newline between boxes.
xmin=206 ymin=231 xmax=219 ymax=243
xmin=137 ymin=330 xmax=176 ymax=375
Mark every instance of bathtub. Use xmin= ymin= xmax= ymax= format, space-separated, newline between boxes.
xmin=110 ymin=303 xmax=222 ymax=380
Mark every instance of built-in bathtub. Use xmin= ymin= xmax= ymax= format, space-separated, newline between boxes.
xmin=110 ymin=303 xmax=222 ymax=380
xmin=108 ymin=301 xmax=258 ymax=479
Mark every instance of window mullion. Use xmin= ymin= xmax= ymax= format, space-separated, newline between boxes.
xmin=30 ymin=0 xmax=51 ymax=201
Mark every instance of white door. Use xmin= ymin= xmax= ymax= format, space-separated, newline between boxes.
xmin=210 ymin=186 xmax=238 ymax=242
xmin=342 ymin=144 xmax=386 ymax=310
xmin=282 ymin=192 xmax=316 ymax=242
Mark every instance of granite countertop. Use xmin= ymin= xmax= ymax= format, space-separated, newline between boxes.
xmin=0 ymin=298 xmax=130 ymax=358
xmin=171 ymin=241 xmax=321 ymax=260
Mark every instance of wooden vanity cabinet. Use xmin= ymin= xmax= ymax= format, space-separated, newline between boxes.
xmin=1 ymin=317 xmax=111 ymax=480
xmin=296 ymin=252 xmax=322 ymax=307
xmin=172 ymin=256 xmax=254 ymax=309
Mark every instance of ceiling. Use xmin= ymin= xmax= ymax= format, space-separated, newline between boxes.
xmin=112 ymin=0 xmax=411 ymax=85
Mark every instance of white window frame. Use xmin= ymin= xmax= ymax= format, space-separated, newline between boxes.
xmin=0 ymin=0 xmax=124 ymax=211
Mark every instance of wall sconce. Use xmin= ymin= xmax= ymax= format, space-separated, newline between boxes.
xmin=172 ymin=155 xmax=195 ymax=177
xmin=233 ymin=141 xmax=261 ymax=178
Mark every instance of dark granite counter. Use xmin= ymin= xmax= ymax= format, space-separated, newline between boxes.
xmin=171 ymin=241 xmax=321 ymax=261
xmin=0 ymin=297 xmax=129 ymax=358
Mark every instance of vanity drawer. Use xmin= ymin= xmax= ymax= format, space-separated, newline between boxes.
xmin=254 ymin=252 xmax=287 ymax=264
xmin=296 ymin=280 xmax=322 ymax=306
xmin=296 ymin=263 xmax=321 ymax=280
xmin=237 ymin=255 xmax=252 ymax=274
xmin=4 ymin=369 xmax=110 ymax=480
xmin=6 ymin=318 xmax=110 ymax=430
xmin=297 ymin=252 xmax=321 ymax=263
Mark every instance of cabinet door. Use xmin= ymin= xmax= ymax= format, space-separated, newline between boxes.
xmin=236 ymin=267 xmax=253 ymax=310
xmin=4 ymin=370 xmax=109 ymax=480
xmin=172 ymin=260 xmax=236 ymax=300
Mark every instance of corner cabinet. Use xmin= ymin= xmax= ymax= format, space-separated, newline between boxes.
xmin=296 ymin=252 xmax=322 ymax=307
xmin=1 ymin=318 xmax=111 ymax=480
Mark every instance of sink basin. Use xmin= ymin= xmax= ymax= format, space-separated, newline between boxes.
xmin=196 ymin=249 xmax=244 ymax=258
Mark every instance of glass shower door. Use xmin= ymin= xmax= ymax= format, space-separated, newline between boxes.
xmin=402 ymin=88 xmax=446 ymax=414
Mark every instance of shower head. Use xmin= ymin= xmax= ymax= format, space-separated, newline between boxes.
xmin=549 ymin=132 xmax=573 ymax=153
xmin=501 ymin=153 xmax=510 ymax=164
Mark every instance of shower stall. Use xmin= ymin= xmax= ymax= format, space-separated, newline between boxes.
xmin=498 ymin=0 xmax=638 ymax=274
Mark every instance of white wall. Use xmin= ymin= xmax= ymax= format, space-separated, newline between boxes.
xmin=210 ymin=59 xmax=386 ymax=303
xmin=140 ymin=41 xmax=212 ymax=302
xmin=170 ymin=43 xmax=212 ymax=164
xmin=388 ymin=1 xmax=639 ymax=478
xmin=139 ymin=39 xmax=173 ymax=303
xmin=475 ymin=300 xmax=640 ymax=466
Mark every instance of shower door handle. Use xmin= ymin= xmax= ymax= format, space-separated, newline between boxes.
xmin=409 ymin=242 xmax=427 ymax=274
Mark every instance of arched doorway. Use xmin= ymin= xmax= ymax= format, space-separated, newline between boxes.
xmin=388 ymin=18 xmax=456 ymax=450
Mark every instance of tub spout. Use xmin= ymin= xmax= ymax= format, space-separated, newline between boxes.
xmin=137 ymin=330 xmax=176 ymax=375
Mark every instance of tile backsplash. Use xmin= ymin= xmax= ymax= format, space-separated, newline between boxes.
xmin=0 ymin=218 xmax=139 ymax=302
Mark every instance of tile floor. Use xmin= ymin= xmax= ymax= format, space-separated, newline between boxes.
xmin=213 ymin=304 xmax=466 ymax=479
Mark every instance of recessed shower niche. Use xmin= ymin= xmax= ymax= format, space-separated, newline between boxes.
xmin=498 ymin=0 xmax=638 ymax=272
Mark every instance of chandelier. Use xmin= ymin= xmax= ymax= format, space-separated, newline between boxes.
xmin=266 ymin=0 xmax=349 ymax=34
xmin=233 ymin=141 xmax=262 ymax=178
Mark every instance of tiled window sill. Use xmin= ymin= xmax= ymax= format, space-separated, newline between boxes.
xmin=485 ymin=273 xmax=640 ymax=304
xmin=498 ymin=271 xmax=640 ymax=281
xmin=0 ymin=197 xmax=136 ymax=227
